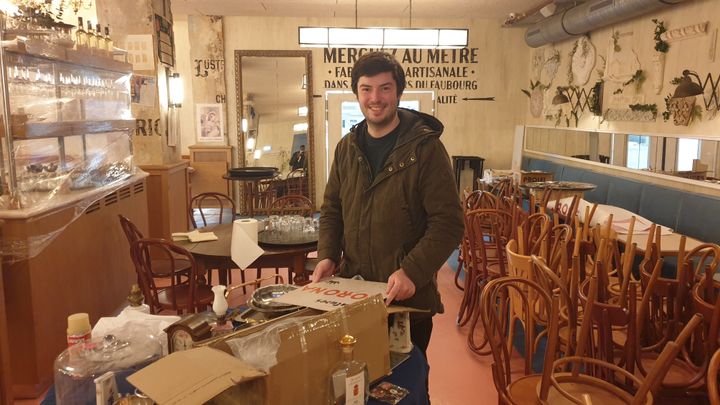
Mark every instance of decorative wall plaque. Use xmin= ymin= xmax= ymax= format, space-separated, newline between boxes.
xmin=603 ymin=108 xmax=656 ymax=122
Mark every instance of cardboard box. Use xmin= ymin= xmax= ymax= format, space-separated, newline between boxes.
xmin=127 ymin=346 xmax=266 ymax=405
xmin=516 ymin=170 xmax=554 ymax=184
xmin=128 ymin=295 xmax=390 ymax=405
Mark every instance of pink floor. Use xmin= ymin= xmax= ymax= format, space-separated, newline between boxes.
xmin=427 ymin=262 xmax=498 ymax=405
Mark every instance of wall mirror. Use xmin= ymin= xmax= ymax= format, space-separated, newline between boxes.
xmin=524 ymin=126 xmax=720 ymax=183
xmin=235 ymin=50 xmax=315 ymax=211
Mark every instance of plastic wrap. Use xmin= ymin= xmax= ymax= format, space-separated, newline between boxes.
xmin=225 ymin=315 xmax=315 ymax=372
xmin=0 ymin=20 xmax=138 ymax=261
xmin=54 ymin=325 xmax=163 ymax=405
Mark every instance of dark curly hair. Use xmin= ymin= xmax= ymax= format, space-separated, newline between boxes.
xmin=351 ymin=51 xmax=406 ymax=97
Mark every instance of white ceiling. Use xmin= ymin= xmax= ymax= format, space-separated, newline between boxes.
xmin=171 ymin=0 xmax=557 ymax=21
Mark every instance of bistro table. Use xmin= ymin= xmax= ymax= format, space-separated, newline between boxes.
xmin=521 ymin=180 xmax=597 ymax=202
xmin=223 ymin=168 xmax=278 ymax=216
xmin=176 ymin=222 xmax=317 ymax=285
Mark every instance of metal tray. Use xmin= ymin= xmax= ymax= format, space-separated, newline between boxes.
xmin=258 ymin=230 xmax=319 ymax=246
xmin=250 ymin=284 xmax=299 ymax=311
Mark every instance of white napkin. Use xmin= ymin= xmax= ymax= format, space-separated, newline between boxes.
xmin=231 ymin=219 xmax=264 ymax=269
xmin=171 ymin=229 xmax=218 ymax=242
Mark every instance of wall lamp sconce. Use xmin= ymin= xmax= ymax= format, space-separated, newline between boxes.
xmin=246 ymin=135 xmax=256 ymax=151
xmin=242 ymin=118 xmax=248 ymax=132
xmin=168 ymin=73 xmax=183 ymax=108
xmin=672 ymin=70 xmax=703 ymax=99
xmin=551 ymin=87 xmax=570 ymax=105
xmin=297 ymin=106 xmax=308 ymax=117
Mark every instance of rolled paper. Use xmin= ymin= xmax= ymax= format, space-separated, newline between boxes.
xmin=231 ymin=219 xmax=264 ymax=269
xmin=234 ymin=218 xmax=258 ymax=243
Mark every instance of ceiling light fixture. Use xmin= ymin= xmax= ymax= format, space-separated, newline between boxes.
xmin=298 ymin=0 xmax=468 ymax=49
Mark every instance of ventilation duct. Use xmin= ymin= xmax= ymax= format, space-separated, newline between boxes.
xmin=525 ymin=0 xmax=690 ymax=48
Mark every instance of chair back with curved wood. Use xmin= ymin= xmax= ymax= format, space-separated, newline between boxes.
xmin=481 ymin=276 xmax=561 ymax=403
xmin=130 ymin=238 xmax=213 ymax=315
xmin=458 ymin=208 xmax=512 ymax=327
xmin=286 ymin=169 xmax=307 ymax=196
xmin=709 ymin=347 xmax=720 ymax=405
xmin=119 ymin=214 xmax=144 ymax=246
xmin=190 ymin=192 xmax=236 ymax=228
xmin=268 ymin=195 xmax=313 ymax=216
xmin=538 ymin=311 xmax=703 ymax=405
xmin=119 ymin=215 xmax=192 ymax=279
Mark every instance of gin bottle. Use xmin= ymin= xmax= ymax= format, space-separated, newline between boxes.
xmin=329 ymin=335 xmax=369 ymax=405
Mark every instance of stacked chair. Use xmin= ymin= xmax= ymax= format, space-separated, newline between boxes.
xmin=455 ymin=179 xmax=720 ymax=404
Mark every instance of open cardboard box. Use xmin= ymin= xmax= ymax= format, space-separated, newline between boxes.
xmin=128 ymin=294 xmax=390 ymax=404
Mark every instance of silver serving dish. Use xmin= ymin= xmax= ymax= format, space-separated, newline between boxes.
xmin=250 ymin=284 xmax=299 ymax=311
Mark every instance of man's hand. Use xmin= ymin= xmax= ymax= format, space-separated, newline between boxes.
xmin=385 ymin=269 xmax=416 ymax=306
xmin=311 ymin=258 xmax=337 ymax=283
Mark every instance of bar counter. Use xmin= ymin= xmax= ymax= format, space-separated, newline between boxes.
xmin=0 ymin=174 xmax=149 ymax=398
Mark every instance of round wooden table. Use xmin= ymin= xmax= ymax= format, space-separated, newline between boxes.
xmin=521 ymin=180 xmax=597 ymax=201
xmin=176 ymin=223 xmax=318 ymax=285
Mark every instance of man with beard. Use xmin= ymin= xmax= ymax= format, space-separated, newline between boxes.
xmin=312 ymin=51 xmax=464 ymax=358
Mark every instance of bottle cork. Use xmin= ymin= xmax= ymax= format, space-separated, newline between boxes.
xmin=67 ymin=313 xmax=91 ymax=347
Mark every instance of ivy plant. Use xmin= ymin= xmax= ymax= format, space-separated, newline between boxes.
xmin=652 ymin=19 xmax=670 ymax=53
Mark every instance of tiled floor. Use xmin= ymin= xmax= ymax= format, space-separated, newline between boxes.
xmin=15 ymin=261 xmax=497 ymax=404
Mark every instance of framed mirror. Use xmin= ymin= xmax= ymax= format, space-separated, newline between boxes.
xmin=235 ymin=50 xmax=315 ymax=212
xmin=524 ymin=125 xmax=720 ymax=184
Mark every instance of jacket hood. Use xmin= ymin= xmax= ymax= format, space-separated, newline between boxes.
xmin=349 ymin=107 xmax=444 ymax=141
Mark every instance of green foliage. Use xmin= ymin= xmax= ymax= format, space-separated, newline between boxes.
xmin=623 ymin=70 xmax=646 ymax=91
xmin=628 ymin=103 xmax=658 ymax=118
xmin=652 ymin=19 xmax=670 ymax=53
xmin=662 ymin=94 xmax=672 ymax=122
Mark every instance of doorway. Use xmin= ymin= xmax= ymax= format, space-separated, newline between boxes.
xmin=323 ymin=90 xmax=435 ymax=184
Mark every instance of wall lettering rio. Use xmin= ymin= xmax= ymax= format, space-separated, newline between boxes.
xmin=323 ymin=47 xmax=481 ymax=104
xmin=135 ymin=118 xmax=162 ymax=136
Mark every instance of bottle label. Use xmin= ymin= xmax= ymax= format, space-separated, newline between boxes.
xmin=67 ymin=331 xmax=90 ymax=347
xmin=344 ymin=372 xmax=364 ymax=405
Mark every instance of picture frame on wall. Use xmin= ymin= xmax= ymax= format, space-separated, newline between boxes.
xmin=196 ymin=103 xmax=224 ymax=142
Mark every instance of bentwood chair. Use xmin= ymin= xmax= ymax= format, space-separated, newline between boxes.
xmin=709 ymin=347 xmax=720 ymax=405
xmin=286 ymin=169 xmax=306 ymax=196
xmin=130 ymin=238 xmax=214 ymax=315
xmin=119 ymin=215 xmax=191 ymax=281
xmin=538 ymin=310 xmax=704 ymax=405
xmin=267 ymin=195 xmax=313 ymax=217
xmin=190 ymin=192 xmax=236 ymax=229
xmin=481 ymin=276 xmax=561 ymax=404
xmin=189 ymin=192 xmax=237 ymax=284
xmin=460 ymin=208 xmax=512 ymax=333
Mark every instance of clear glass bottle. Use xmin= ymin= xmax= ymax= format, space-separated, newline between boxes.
xmin=329 ymin=335 xmax=369 ymax=405
xmin=104 ymin=26 xmax=113 ymax=55
xmin=86 ymin=21 xmax=98 ymax=51
xmin=75 ymin=17 xmax=87 ymax=50
xmin=96 ymin=24 xmax=106 ymax=56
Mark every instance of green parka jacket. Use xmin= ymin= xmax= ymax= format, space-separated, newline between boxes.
xmin=317 ymin=108 xmax=465 ymax=315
